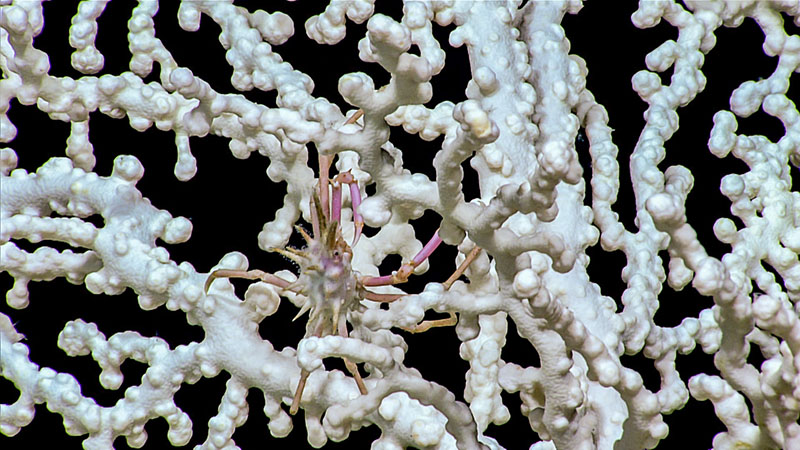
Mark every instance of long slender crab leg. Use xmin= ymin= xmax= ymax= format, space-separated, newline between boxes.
xmin=402 ymin=246 xmax=483 ymax=333
xmin=331 ymin=180 xmax=343 ymax=223
xmin=402 ymin=246 xmax=483 ymax=332
xmin=362 ymin=245 xmax=483 ymax=332
xmin=204 ymin=269 xmax=294 ymax=293
xmin=290 ymin=321 xmax=326 ymax=415
xmin=442 ymin=245 xmax=482 ymax=290
xmin=344 ymin=110 xmax=364 ymax=245
xmin=330 ymin=172 xmax=355 ymax=223
xmin=342 ymin=110 xmax=364 ymax=245
xmin=317 ymin=109 xmax=363 ymax=226
xmin=330 ymin=171 xmax=363 ymax=246
xmin=338 ymin=319 xmax=368 ymax=395
xmin=361 ymin=230 xmax=443 ymax=287
xmin=362 ymin=290 xmax=403 ymax=303
xmin=401 ymin=314 xmax=458 ymax=333
xmin=290 ymin=370 xmax=310 ymax=416
xmin=344 ymin=109 xmax=363 ymax=125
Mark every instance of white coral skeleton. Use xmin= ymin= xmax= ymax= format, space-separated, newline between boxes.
xmin=2 ymin=1 xmax=800 ymax=450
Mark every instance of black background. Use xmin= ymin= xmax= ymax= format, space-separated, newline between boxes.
xmin=1 ymin=1 xmax=798 ymax=449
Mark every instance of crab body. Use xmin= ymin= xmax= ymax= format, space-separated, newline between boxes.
xmin=285 ymin=214 xmax=359 ymax=338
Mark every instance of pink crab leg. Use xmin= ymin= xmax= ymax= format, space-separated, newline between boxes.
xmin=361 ymin=274 xmax=396 ymax=287
xmin=361 ymin=230 xmax=443 ymax=286
xmin=401 ymin=247 xmax=481 ymax=333
xmin=331 ymin=179 xmax=343 ymax=223
xmin=349 ymin=182 xmax=363 ymax=246
xmin=331 ymin=171 xmax=354 ymax=224
xmin=331 ymin=171 xmax=363 ymax=245
xmin=362 ymin=289 xmax=403 ymax=303
xmin=316 ymin=109 xmax=361 ymax=224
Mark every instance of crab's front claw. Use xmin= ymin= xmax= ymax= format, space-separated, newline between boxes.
xmin=350 ymin=181 xmax=363 ymax=246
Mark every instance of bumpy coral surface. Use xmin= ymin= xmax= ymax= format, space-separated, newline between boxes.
xmin=1 ymin=1 xmax=799 ymax=449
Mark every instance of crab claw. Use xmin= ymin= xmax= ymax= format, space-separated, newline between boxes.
xmin=349 ymin=181 xmax=363 ymax=246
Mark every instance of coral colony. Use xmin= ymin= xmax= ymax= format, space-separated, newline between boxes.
xmin=1 ymin=1 xmax=799 ymax=449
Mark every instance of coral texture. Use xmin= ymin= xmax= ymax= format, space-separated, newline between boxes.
xmin=1 ymin=1 xmax=799 ymax=449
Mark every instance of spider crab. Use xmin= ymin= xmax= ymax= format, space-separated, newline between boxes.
xmin=205 ymin=111 xmax=480 ymax=415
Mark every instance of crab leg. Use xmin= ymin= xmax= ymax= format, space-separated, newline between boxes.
xmin=317 ymin=109 xmax=363 ymax=226
xmin=330 ymin=171 xmax=363 ymax=245
xmin=338 ymin=319 xmax=368 ymax=395
xmin=361 ymin=230 xmax=443 ymax=287
xmin=331 ymin=172 xmax=355 ymax=224
xmin=330 ymin=181 xmax=343 ymax=223
xmin=204 ymin=269 xmax=293 ymax=293
xmin=362 ymin=289 xmax=403 ymax=303
xmin=290 ymin=321 xmax=326 ymax=415
xmin=401 ymin=313 xmax=458 ymax=334
xmin=290 ymin=370 xmax=310 ymax=415
xmin=401 ymin=247 xmax=482 ymax=332
xmin=443 ymin=245 xmax=482 ymax=289
xmin=344 ymin=109 xmax=363 ymax=125
xmin=342 ymin=109 xmax=364 ymax=245
xmin=364 ymin=245 xmax=483 ymax=332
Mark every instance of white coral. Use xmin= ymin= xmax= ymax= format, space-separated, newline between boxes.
xmin=2 ymin=1 xmax=799 ymax=449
